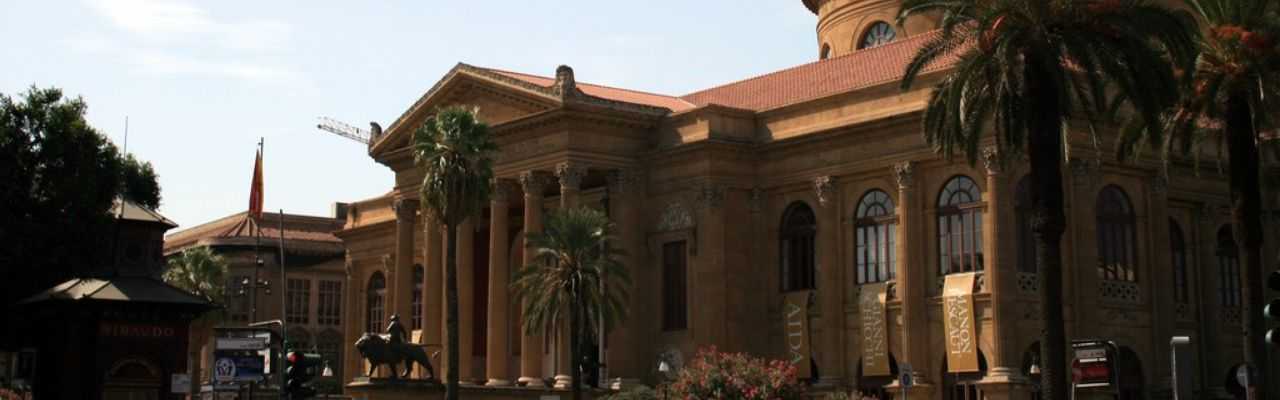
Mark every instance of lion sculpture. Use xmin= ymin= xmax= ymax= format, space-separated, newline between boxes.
xmin=354 ymin=333 xmax=436 ymax=380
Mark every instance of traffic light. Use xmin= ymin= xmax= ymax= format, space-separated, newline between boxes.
xmin=1267 ymin=270 xmax=1280 ymax=347
xmin=284 ymin=351 xmax=321 ymax=400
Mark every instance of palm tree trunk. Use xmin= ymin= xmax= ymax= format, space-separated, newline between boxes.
xmin=570 ymin=281 xmax=583 ymax=400
xmin=1027 ymin=54 xmax=1070 ymax=400
xmin=1226 ymin=92 xmax=1269 ymax=399
xmin=445 ymin=223 xmax=461 ymax=400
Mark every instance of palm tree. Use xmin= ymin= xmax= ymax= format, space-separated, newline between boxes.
xmin=163 ymin=246 xmax=228 ymax=304
xmin=163 ymin=246 xmax=228 ymax=397
xmin=896 ymin=2 xmax=1194 ymax=399
xmin=1122 ymin=1 xmax=1280 ymax=395
xmin=512 ymin=206 xmax=630 ymax=400
xmin=412 ymin=106 xmax=496 ymax=400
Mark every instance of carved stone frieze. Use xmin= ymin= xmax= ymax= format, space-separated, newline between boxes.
xmin=656 ymin=201 xmax=695 ymax=232
xmin=491 ymin=178 xmax=514 ymax=203
xmin=1069 ymin=157 xmax=1099 ymax=186
xmin=893 ymin=161 xmax=915 ymax=190
xmin=813 ymin=176 xmax=835 ymax=207
xmin=1150 ymin=175 xmax=1168 ymax=196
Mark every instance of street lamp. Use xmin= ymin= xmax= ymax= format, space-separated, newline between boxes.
xmin=322 ymin=361 xmax=333 ymax=378
xmin=657 ymin=361 xmax=671 ymax=400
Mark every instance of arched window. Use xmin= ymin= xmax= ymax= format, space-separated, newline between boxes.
xmin=366 ymin=271 xmax=386 ymax=334
xmin=781 ymin=202 xmax=817 ymax=291
xmin=820 ymin=43 xmax=832 ymax=60
xmin=1096 ymin=186 xmax=1137 ymax=282
xmin=1217 ymin=226 xmax=1241 ymax=308
xmin=1015 ymin=177 xmax=1036 ymax=273
xmin=412 ymin=265 xmax=424 ymax=330
xmin=1170 ymin=219 xmax=1189 ymax=304
xmin=938 ymin=176 xmax=984 ymax=275
xmin=859 ymin=21 xmax=896 ymax=49
xmin=855 ymin=190 xmax=896 ymax=284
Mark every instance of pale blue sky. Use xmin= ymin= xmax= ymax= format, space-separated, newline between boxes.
xmin=1 ymin=0 xmax=817 ymax=229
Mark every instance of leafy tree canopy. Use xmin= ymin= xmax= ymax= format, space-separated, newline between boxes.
xmin=0 ymin=86 xmax=164 ymax=307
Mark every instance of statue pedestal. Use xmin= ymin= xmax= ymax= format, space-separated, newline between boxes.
xmin=346 ymin=378 xmax=612 ymax=400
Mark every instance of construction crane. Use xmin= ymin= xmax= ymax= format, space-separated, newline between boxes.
xmin=316 ymin=116 xmax=381 ymax=145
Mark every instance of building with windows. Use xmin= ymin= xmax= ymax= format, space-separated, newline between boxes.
xmin=163 ymin=208 xmax=348 ymax=393
xmin=336 ymin=1 xmax=1280 ymax=399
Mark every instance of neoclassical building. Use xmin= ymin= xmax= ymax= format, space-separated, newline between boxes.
xmin=336 ymin=1 xmax=1280 ymax=399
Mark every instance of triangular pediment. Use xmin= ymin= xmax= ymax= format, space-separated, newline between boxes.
xmin=370 ymin=63 xmax=565 ymax=159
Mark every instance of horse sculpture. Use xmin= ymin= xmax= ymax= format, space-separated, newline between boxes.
xmin=354 ymin=333 xmax=436 ymax=380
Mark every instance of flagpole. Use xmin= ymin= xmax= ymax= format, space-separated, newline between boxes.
xmin=252 ymin=138 xmax=264 ymax=323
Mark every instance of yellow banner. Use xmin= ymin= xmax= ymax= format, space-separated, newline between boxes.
xmin=783 ymin=291 xmax=813 ymax=378
xmin=943 ymin=272 xmax=980 ymax=373
xmin=860 ymin=283 xmax=891 ymax=376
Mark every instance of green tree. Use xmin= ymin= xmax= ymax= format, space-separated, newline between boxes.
xmin=412 ymin=106 xmax=496 ymax=400
xmin=163 ymin=247 xmax=229 ymax=304
xmin=896 ymin=2 xmax=1194 ymax=400
xmin=1122 ymin=1 xmax=1280 ymax=395
xmin=0 ymin=87 xmax=162 ymax=343
xmin=512 ymin=206 xmax=630 ymax=400
xmin=122 ymin=153 xmax=162 ymax=209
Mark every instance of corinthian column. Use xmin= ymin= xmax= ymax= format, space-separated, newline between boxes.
xmin=393 ymin=198 xmax=419 ymax=329
xmin=518 ymin=171 xmax=548 ymax=387
xmin=423 ymin=215 xmax=443 ymax=353
xmin=557 ymin=162 xmax=586 ymax=208
xmin=606 ymin=169 xmax=643 ymax=387
xmin=981 ymin=147 xmax=1016 ymax=378
xmin=813 ymin=176 xmax=845 ymax=387
xmin=486 ymin=180 xmax=514 ymax=386
xmin=893 ymin=161 xmax=933 ymax=400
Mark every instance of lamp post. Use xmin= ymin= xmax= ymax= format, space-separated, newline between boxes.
xmin=657 ymin=361 xmax=671 ymax=400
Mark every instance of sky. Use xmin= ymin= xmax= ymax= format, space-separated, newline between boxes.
xmin=1 ymin=0 xmax=817 ymax=230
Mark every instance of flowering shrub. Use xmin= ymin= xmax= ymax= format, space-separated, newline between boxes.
xmin=662 ymin=347 xmax=805 ymax=400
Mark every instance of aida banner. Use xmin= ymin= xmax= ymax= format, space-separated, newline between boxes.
xmin=943 ymin=272 xmax=980 ymax=373
xmin=782 ymin=291 xmax=813 ymax=378
xmin=860 ymin=282 xmax=891 ymax=376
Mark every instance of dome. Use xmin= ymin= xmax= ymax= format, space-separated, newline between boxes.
xmin=803 ymin=0 xmax=939 ymax=59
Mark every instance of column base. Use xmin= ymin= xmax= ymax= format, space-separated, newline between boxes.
xmin=553 ymin=374 xmax=572 ymax=389
xmin=485 ymin=378 xmax=511 ymax=386
xmin=610 ymin=378 xmax=643 ymax=390
xmin=518 ymin=376 xmax=545 ymax=387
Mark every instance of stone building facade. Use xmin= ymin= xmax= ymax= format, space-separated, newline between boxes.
xmin=337 ymin=1 xmax=1280 ymax=399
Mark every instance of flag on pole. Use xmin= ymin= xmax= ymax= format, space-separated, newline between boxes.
xmin=248 ymin=149 xmax=264 ymax=219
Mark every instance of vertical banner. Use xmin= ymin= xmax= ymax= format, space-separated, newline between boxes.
xmin=943 ymin=272 xmax=980 ymax=373
xmin=783 ymin=291 xmax=813 ymax=378
xmin=860 ymin=282 xmax=891 ymax=376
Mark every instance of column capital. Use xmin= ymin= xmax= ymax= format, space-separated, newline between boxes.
xmin=695 ymin=183 xmax=726 ymax=210
xmin=519 ymin=171 xmax=551 ymax=197
xmin=606 ymin=169 xmax=643 ymax=195
xmin=813 ymin=176 xmax=836 ymax=207
xmin=393 ymin=198 xmax=419 ymax=221
xmin=893 ymin=161 xmax=916 ymax=190
xmin=982 ymin=146 xmax=1003 ymax=176
xmin=492 ymin=178 xmax=515 ymax=203
xmin=1069 ymin=157 xmax=1099 ymax=186
xmin=1150 ymin=175 xmax=1169 ymax=196
xmin=556 ymin=161 xmax=587 ymax=190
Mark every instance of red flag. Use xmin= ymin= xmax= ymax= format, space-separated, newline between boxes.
xmin=248 ymin=149 xmax=263 ymax=219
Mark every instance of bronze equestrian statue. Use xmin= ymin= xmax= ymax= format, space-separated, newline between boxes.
xmin=354 ymin=314 xmax=436 ymax=380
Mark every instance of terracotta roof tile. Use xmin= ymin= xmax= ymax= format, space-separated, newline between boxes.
xmin=679 ymin=32 xmax=952 ymax=112
xmin=481 ymin=68 xmax=698 ymax=112
xmin=164 ymin=211 xmax=344 ymax=254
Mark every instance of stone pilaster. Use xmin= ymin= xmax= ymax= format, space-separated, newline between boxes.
xmin=393 ymin=198 xmax=419 ymax=333
xmin=518 ymin=171 xmax=548 ymax=387
xmin=813 ymin=176 xmax=844 ymax=387
xmin=1146 ymin=175 xmax=1175 ymax=388
xmin=486 ymin=180 xmax=514 ymax=386
xmin=893 ymin=161 xmax=933 ymax=400
xmin=606 ymin=169 xmax=644 ymax=387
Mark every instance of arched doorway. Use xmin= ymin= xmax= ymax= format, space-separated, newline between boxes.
xmin=103 ymin=358 xmax=161 ymax=400
xmin=855 ymin=353 xmax=898 ymax=400
xmin=942 ymin=351 xmax=988 ymax=400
